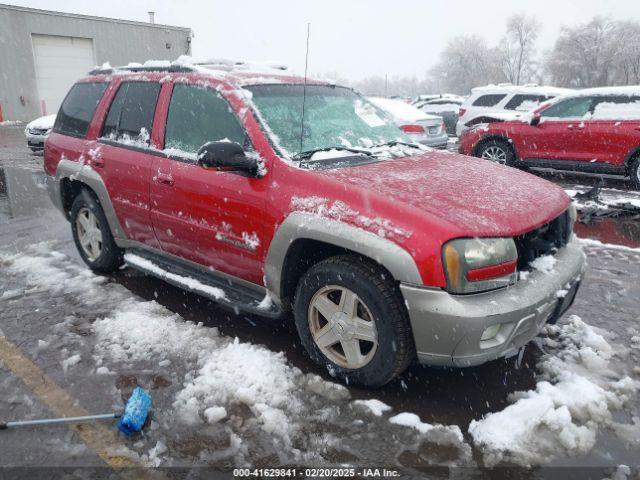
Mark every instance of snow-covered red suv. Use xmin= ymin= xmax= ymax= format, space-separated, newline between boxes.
xmin=459 ymin=86 xmax=640 ymax=189
xmin=44 ymin=59 xmax=585 ymax=387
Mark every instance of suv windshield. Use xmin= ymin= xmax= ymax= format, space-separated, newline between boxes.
xmin=246 ymin=84 xmax=411 ymax=159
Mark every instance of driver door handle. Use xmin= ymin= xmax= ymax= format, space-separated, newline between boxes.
xmin=155 ymin=173 xmax=174 ymax=186
xmin=567 ymin=124 xmax=584 ymax=130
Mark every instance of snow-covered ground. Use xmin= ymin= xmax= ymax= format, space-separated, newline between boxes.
xmin=2 ymin=240 xmax=639 ymax=472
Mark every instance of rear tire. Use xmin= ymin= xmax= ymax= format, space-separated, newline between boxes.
xmin=630 ymin=155 xmax=640 ymax=190
xmin=476 ymin=139 xmax=516 ymax=167
xmin=293 ymin=255 xmax=415 ymax=387
xmin=70 ymin=189 xmax=123 ymax=273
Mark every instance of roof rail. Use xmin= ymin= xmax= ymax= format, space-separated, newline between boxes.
xmin=88 ymin=64 xmax=195 ymax=75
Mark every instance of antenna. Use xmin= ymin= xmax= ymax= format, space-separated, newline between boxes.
xmin=299 ymin=23 xmax=311 ymax=154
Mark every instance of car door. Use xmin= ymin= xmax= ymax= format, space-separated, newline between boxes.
xmin=94 ymin=80 xmax=162 ymax=248
xmin=149 ymin=82 xmax=268 ymax=285
xmin=583 ymin=95 xmax=640 ymax=166
xmin=529 ymin=96 xmax=595 ymax=161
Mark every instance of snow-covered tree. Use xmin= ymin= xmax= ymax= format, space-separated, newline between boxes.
xmin=498 ymin=13 xmax=541 ymax=85
xmin=545 ymin=17 xmax=625 ymax=87
xmin=429 ymin=35 xmax=504 ymax=95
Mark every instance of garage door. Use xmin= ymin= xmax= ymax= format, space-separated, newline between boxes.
xmin=32 ymin=34 xmax=96 ymax=116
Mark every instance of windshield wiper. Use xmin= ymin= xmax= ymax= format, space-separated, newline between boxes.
xmin=293 ymin=147 xmax=374 ymax=160
xmin=372 ymin=140 xmax=423 ymax=149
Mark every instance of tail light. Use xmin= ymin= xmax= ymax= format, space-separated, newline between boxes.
xmin=400 ymin=124 xmax=425 ymax=133
xmin=458 ymin=108 xmax=466 ymax=117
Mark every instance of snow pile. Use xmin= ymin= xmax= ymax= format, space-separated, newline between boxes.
xmin=173 ymin=338 xmax=303 ymax=441
xmin=3 ymin=245 xmax=108 ymax=304
xmin=92 ymin=299 xmax=220 ymax=365
xmin=390 ymin=412 xmax=465 ymax=443
xmin=469 ymin=315 xmax=639 ymax=466
xmin=353 ymin=399 xmax=392 ymax=417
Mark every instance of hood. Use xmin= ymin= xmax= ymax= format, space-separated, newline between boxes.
xmin=27 ymin=114 xmax=56 ymax=130
xmin=322 ymin=152 xmax=570 ymax=237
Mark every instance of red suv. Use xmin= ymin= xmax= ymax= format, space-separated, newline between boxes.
xmin=44 ymin=62 xmax=585 ymax=386
xmin=458 ymin=87 xmax=640 ymax=189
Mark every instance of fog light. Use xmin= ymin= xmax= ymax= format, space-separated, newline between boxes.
xmin=481 ymin=324 xmax=501 ymax=341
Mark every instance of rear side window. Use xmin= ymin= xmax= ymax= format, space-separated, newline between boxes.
xmin=471 ymin=94 xmax=507 ymax=107
xmin=541 ymin=97 xmax=594 ymax=119
xmin=54 ymin=82 xmax=107 ymax=137
xmin=504 ymin=94 xmax=554 ymax=111
xmin=591 ymin=96 xmax=640 ymax=120
xmin=101 ymin=82 xmax=161 ymax=145
xmin=164 ymin=84 xmax=246 ymax=155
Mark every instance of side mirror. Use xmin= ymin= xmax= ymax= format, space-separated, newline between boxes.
xmin=529 ymin=113 xmax=541 ymax=127
xmin=197 ymin=141 xmax=258 ymax=176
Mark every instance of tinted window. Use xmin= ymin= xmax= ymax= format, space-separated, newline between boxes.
xmin=54 ymin=82 xmax=107 ymax=137
xmin=541 ymin=97 xmax=593 ymax=118
xmin=101 ymin=82 xmax=161 ymax=144
xmin=164 ymin=84 xmax=246 ymax=155
xmin=504 ymin=94 xmax=554 ymax=111
xmin=471 ymin=94 xmax=507 ymax=107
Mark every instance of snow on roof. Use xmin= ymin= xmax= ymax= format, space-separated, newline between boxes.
xmin=415 ymin=93 xmax=465 ymax=102
xmin=368 ymin=97 xmax=438 ymax=122
xmin=572 ymin=85 xmax=640 ymax=97
xmin=470 ymin=83 xmax=573 ymax=96
xmin=91 ymin=55 xmax=328 ymax=88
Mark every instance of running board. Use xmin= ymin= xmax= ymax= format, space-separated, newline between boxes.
xmin=123 ymin=249 xmax=282 ymax=319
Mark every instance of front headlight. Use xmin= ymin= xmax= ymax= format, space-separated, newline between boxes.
xmin=443 ymin=237 xmax=518 ymax=294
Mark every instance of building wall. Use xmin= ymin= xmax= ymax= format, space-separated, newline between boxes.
xmin=0 ymin=4 xmax=191 ymax=121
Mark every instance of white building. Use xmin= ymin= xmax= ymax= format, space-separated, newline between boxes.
xmin=0 ymin=4 xmax=192 ymax=121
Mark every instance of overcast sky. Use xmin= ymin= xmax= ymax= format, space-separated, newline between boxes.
xmin=7 ymin=0 xmax=640 ymax=80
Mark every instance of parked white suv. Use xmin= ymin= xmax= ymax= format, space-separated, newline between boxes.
xmin=456 ymin=84 xmax=573 ymax=137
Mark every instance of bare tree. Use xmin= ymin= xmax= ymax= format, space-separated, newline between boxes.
xmin=617 ymin=21 xmax=640 ymax=84
xmin=545 ymin=17 xmax=625 ymax=87
xmin=498 ymin=13 xmax=541 ymax=85
xmin=429 ymin=35 xmax=504 ymax=95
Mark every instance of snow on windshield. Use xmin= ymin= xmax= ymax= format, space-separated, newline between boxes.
xmin=245 ymin=84 xmax=408 ymax=157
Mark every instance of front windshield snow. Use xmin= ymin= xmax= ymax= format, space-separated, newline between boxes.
xmin=246 ymin=84 xmax=413 ymax=159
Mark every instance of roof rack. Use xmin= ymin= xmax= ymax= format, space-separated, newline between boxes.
xmin=88 ymin=64 xmax=195 ymax=75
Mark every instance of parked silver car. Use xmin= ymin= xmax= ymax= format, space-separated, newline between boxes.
xmin=24 ymin=114 xmax=56 ymax=151
xmin=368 ymin=97 xmax=449 ymax=149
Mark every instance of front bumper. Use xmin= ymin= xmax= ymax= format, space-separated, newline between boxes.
xmin=401 ymin=241 xmax=586 ymax=367
xmin=418 ymin=131 xmax=449 ymax=149
xmin=26 ymin=132 xmax=48 ymax=149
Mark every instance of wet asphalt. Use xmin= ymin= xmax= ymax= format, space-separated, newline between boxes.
xmin=0 ymin=125 xmax=639 ymax=479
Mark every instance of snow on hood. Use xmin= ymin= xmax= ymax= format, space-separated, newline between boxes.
xmin=368 ymin=97 xmax=440 ymax=122
xmin=321 ymin=152 xmax=570 ymax=237
xmin=27 ymin=114 xmax=56 ymax=130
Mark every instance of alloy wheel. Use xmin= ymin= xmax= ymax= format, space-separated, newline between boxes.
xmin=75 ymin=207 xmax=103 ymax=261
xmin=308 ymin=285 xmax=378 ymax=369
xmin=481 ymin=145 xmax=507 ymax=164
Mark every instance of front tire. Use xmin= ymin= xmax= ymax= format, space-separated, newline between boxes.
xmin=70 ymin=189 xmax=123 ymax=273
xmin=476 ymin=139 xmax=515 ymax=167
xmin=293 ymin=255 xmax=415 ymax=387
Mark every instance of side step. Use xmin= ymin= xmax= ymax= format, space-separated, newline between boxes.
xmin=123 ymin=249 xmax=283 ymax=319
